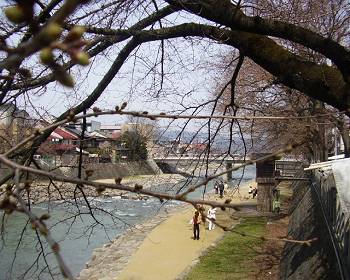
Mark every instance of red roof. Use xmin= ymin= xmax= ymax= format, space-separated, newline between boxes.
xmin=54 ymin=127 xmax=79 ymax=140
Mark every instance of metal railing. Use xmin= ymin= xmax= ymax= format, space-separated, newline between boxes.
xmin=311 ymin=171 xmax=350 ymax=280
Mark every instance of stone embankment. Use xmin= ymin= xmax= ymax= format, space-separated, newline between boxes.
xmin=77 ymin=206 xmax=182 ymax=280
xmin=0 ymin=174 xmax=185 ymax=204
xmin=279 ymin=179 xmax=341 ymax=279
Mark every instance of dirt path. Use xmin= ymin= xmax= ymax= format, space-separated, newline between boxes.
xmin=116 ymin=181 xmax=257 ymax=280
xmin=116 ymin=207 xmax=225 ymax=280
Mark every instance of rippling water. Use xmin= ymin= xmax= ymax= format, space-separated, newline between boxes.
xmin=0 ymin=165 xmax=255 ymax=280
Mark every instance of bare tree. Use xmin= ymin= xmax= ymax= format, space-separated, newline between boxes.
xmin=0 ymin=0 xmax=349 ymax=278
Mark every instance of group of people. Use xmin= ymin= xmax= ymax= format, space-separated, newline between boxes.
xmin=213 ymin=181 xmax=225 ymax=198
xmin=192 ymin=206 xmax=217 ymax=240
xmin=248 ymin=185 xmax=258 ymax=198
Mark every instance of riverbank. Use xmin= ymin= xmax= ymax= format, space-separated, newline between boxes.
xmin=78 ymin=180 xmax=257 ymax=280
xmin=0 ymin=174 xmax=185 ymax=204
xmin=77 ymin=204 xmax=186 ymax=280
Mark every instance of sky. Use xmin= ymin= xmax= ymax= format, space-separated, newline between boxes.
xmin=0 ymin=0 xmax=235 ymax=134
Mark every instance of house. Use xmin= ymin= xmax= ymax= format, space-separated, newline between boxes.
xmin=100 ymin=124 xmax=122 ymax=138
xmin=38 ymin=127 xmax=85 ymax=165
xmin=0 ymin=103 xmax=32 ymax=152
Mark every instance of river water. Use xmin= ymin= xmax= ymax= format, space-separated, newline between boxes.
xmin=0 ymin=166 xmax=255 ymax=280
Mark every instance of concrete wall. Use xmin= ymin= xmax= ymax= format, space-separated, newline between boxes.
xmin=280 ymin=180 xmax=341 ymax=280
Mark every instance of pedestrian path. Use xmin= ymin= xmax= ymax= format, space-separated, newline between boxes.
xmin=116 ymin=207 xmax=228 ymax=280
xmin=116 ymin=181 xmax=257 ymax=280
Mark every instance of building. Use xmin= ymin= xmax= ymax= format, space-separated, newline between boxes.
xmin=0 ymin=104 xmax=31 ymax=152
xmin=100 ymin=124 xmax=122 ymax=139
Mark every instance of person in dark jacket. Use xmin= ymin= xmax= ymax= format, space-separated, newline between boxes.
xmin=219 ymin=181 xmax=225 ymax=198
xmin=192 ymin=211 xmax=201 ymax=240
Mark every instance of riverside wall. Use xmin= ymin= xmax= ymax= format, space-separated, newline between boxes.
xmin=279 ymin=180 xmax=341 ymax=280
xmin=0 ymin=159 xmax=163 ymax=181
xmin=72 ymin=159 xmax=162 ymax=179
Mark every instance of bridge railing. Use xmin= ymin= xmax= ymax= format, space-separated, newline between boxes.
xmin=312 ymin=171 xmax=350 ymax=280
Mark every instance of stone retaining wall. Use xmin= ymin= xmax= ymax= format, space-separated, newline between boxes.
xmin=279 ymin=180 xmax=341 ymax=279
xmin=0 ymin=160 xmax=162 ymax=182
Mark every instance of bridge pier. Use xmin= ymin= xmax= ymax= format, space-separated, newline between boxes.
xmin=226 ymin=162 xmax=232 ymax=181
xmin=255 ymin=155 xmax=276 ymax=212
xmin=256 ymin=178 xmax=275 ymax=212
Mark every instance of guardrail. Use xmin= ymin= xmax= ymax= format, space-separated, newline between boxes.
xmin=311 ymin=171 xmax=350 ymax=280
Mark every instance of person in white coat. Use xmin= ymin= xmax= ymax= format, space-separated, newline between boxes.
xmin=207 ymin=206 xmax=217 ymax=230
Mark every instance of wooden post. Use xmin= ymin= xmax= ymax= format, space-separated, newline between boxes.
xmin=256 ymin=178 xmax=275 ymax=212
xmin=226 ymin=162 xmax=232 ymax=181
xmin=255 ymin=154 xmax=275 ymax=212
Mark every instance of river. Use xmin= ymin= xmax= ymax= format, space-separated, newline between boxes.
xmin=0 ymin=165 xmax=255 ymax=280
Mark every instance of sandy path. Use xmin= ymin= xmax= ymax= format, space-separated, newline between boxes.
xmin=116 ymin=180 xmax=257 ymax=280
xmin=116 ymin=207 xmax=225 ymax=280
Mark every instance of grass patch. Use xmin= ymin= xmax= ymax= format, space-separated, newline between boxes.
xmin=185 ymin=217 xmax=267 ymax=280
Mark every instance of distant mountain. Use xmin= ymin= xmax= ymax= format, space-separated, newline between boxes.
xmin=156 ymin=129 xmax=265 ymax=154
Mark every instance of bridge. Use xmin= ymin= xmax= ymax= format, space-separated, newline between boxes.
xmin=153 ymin=155 xmax=251 ymax=180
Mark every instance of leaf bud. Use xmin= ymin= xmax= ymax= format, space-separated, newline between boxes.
xmin=67 ymin=110 xmax=76 ymax=122
xmin=120 ymin=102 xmax=127 ymax=110
xmin=53 ymin=68 xmax=75 ymax=88
xmin=18 ymin=68 xmax=32 ymax=78
xmin=51 ymin=242 xmax=60 ymax=252
xmin=40 ymin=213 xmax=51 ymax=220
xmin=66 ymin=25 xmax=86 ymax=42
xmin=40 ymin=48 xmax=54 ymax=65
xmin=74 ymin=51 xmax=90 ymax=66
xmin=38 ymin=224 xmax=48 ymax=236
xmin=33 ymin=128 xmax=42 ymax=136
xmin=43 ymin=23 xmax=63 ymax=42
xmin=92 ymin=107 xmax=101 ymax=113
xmin=5 ymin=6 xmax=26 ymax=24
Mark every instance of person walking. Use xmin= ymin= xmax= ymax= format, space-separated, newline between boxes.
xmin=219 ymin=181 xmax=225 ymax=198
xmin=207 ymin=206 xmax=217 ymax=230
xmin=248 ymin=185 xmax=253 ymax=197
xmin=214 ymin=181 xmax=219 ymax=194
xmin=192 ymin=211 xmax=201 ymax=240
xmin=252 ymin=187 xmax=258 ymax=198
